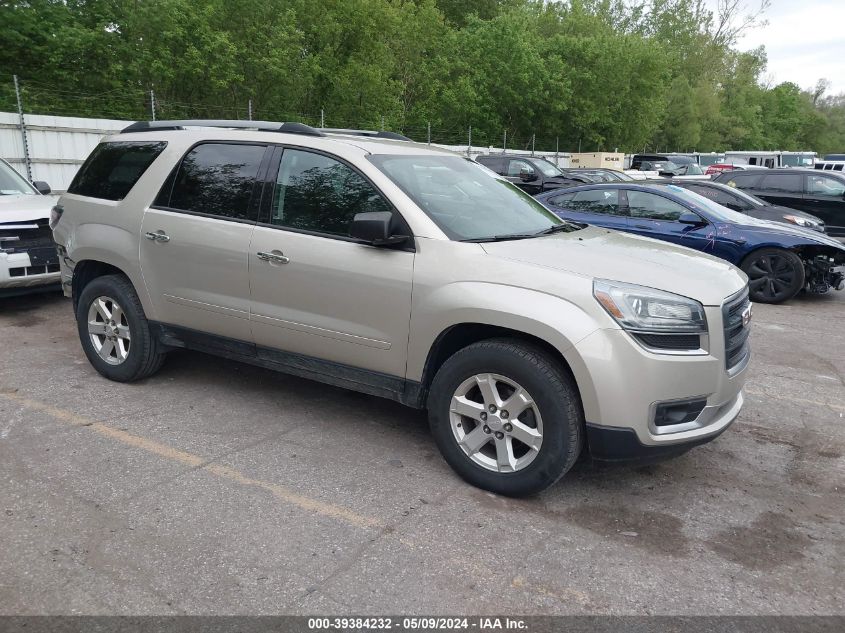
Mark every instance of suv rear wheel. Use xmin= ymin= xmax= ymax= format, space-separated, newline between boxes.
xmin=76 ymin=274 xmax=166 ymax=381
xmin=428 ymin=339 xmax=583 ymax=496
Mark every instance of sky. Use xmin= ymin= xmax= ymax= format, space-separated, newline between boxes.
xmin=711 ymin=0 xmax=845 ymax=95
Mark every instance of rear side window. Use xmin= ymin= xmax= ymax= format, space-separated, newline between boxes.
xmin=68 ymin=141 xmax=166 ymax=200
xmin=476 ymin=157 xmax=503 ymax=174
xmin=161 ymin=143 xmax=266 ymax=221
xmin=722 ymin=173 xmax=762 ymax=189
xmin=759 ymin=173 xmax=802 ymax=194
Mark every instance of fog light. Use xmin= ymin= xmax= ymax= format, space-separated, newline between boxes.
xmin=654 ymin=399 xmax=707 ymax=427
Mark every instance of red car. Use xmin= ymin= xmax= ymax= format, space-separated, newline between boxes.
xmin=705 ymin=163 xmax=743 ymax=176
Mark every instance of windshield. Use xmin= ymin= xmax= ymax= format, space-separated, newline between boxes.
xmin=0 ymin=160 xmax=37 ymax=195
xmin=717 ymin=184 xmax=765 ymax=207
xmin=534 ymin=159 xmax=562 ymax=177
xmin=369 ymin=154 xmax=572 ymax=241
xmin=663 ymin=185 xmax=763 ymax=223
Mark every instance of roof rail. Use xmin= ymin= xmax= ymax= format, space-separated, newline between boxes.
xmin=319 ymin=128 xmax=413 ymax=142
xmin=120 ymin=120 xmax=325 ymax=137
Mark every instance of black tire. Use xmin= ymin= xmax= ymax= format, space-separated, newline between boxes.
xmin=427 ymin=338 xmax=583 ymax=497
xmin=76 ymin=274 xmax=166 ymax=382
xmin=740 ymin=248 xmax=805 ymax=304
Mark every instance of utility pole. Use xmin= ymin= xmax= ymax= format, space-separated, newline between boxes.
xmin=502 ymin=130 xmax=507 ymax=154
xmin=150 ymin=89 xmax=156 ymax=121
xmin=427 ymin=121 xmax=431 ymax=145
xmin=578 ymin=137 xmax=582 ymax=153
xmin=248 ymin=99 xmax=253 ymax=121
xmin=320 ymin=109 xmax=325 ymax=128
xmin=555 ymin=137 xmax=559 ymax=166
xmin=467 ymin=125 xmax=472 ymax=158
xmin=13 ymin=75 xmax=32 ymax=181
xmin=531 ymin=134 xmax=535 ymax=156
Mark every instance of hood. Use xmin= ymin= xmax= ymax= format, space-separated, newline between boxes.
xmin=728 ymin=213 xmax=845 ymax=248
xmin=0 ymin=193 xmax=57 ymax=223
xmin=767 ymin=204 xmax=823 ymax=223
xmin=480 ymin=225 xmax=747 ymax=306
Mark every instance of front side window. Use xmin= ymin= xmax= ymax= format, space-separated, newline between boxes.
xmin=68 ymin=141 xmax=166 ymax=201
xmin=507 ymin=160 xmax=535 ymax=177
xmin=164 ymin=143 xmax=266 ymax=221
xmin=570 ymin=189 xmax=623 ymax=215
xmin=369 ymin=154 xmax=570 ymax=241
xmin=269 ymin=149 xmax=391 ymax=235
xmin=807 ymin=175 xmax=845 ymax=197
xmin=760 ymin=173 xmax=802 ymax=193
xmin=627 ymin=190 xmax=687 ymax=221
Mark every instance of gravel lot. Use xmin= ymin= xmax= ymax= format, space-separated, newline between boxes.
xmin=0 ymin=289 xmax=843 ymax=615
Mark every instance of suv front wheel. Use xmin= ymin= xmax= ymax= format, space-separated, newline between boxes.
xmin=428 ymin=339 xmax=583 ymax=496
xmin=76 ymin=274 xmax=166 ymax=382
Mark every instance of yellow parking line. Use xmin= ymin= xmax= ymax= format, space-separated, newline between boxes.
xmin=744 ymin=387 xmax=845 ymax=413
xmin=0 ymin=389 xmax=383 ymax=530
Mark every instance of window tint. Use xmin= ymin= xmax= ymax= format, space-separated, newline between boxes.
xmin=166 ymin=143 xmax=265 ymax=220
xmin=68 ymin=141 xmax=166 ymax=201
xmin=507 ymin=160 xmax=535 ymax=177
xmin=627 ymin=191 xmax=688 ymax=221
xmin=807 ymin=174 xmax=845 ymax=197
xmin=759 ymin=173 xmax=802 ymax=194
xmin=269 ymin=149 xmax=391 ymax=235
xmin=548 ymin=192 xmax=576 ymax=206
xmin=570 ymin=189 xmax=623 ymax=215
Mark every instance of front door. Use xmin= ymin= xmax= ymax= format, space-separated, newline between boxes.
xmin=249 ymin=147 xmax=414 ymax=379
xmin=804 ymin=173 xmax=845 ymax=236
xmin=625 ymin=190 xmax=715 ymax=252
xmin=140 ymin=142 xmax=268 ymax=341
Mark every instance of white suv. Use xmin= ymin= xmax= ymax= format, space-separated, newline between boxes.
xmin=52 ymin=120 xmax=751 ymax=496
xmin=0 ymin=158 xmax=60 ymax=297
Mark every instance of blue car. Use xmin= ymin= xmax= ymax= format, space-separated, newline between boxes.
xmin=536 ymin=183 xmax=845 ymax=303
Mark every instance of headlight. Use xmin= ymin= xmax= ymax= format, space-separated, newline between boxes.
xmin=783 ymin=214 xmax=819 ymax=229
xmin=593 ymin=280 xmax=707 ymax=333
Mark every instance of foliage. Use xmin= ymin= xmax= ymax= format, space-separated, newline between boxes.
xmin=1 ymin=0 xmax=844 ymax=153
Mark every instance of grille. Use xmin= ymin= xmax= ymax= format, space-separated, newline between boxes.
xmin=0 ymin=219 xmax=55 ymax=253
xmin=722 ymin=287 xmax=751 ymax=372
xmin=633 ymin=333 xmax=701 ymax=350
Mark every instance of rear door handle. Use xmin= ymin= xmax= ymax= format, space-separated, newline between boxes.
xmin=257 ymin=251 xmax=290 ymax=264
xmin=144 ymin=230 xmax=170 ymax=243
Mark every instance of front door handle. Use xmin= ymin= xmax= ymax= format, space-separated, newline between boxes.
xmin=144 ymin=230 xmax=170 ymax=243
xmin=256 ymin=251 xmax=290 ymax=264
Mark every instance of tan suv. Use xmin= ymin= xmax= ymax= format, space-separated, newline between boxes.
xmin=52 ymin=120 xmax=751 ymax=496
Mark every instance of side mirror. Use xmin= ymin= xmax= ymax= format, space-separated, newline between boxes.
xmin=349 ymin=211 xmax=408 ymax=246
xmin=33 ymin=181 xmax=51 ymax=195
xmin=678 ymin=211 xmax=706 ymax=226
xmin=519 ymin=169 xmax=536 ymax=182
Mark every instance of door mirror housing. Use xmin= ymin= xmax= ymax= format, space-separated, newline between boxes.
xmin=678 ymin=211 xmax=707 ymax=226
xmin=519 ymin=168 xmax=537 ymax=182
xmin=349 ymin=211 xmax=408 ymax=246
xmin=32 ymin=181 xmax=51 ymax=195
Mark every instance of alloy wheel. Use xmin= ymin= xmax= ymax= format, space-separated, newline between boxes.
xmin=449 ymin=373 xmax=543 ymax=473
xmin=87 ymin=296 xmax=131 ymax=365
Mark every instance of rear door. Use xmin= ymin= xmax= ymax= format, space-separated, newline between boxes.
xmin=754 ymin=173 xmax=803 ymax=209
xmin=140 ymin=142 xmax=269 ymax=341
xmin=545 ymin=188 xmax=629 ymax=230
xmin=248 ymin=146 xmax=414 ymax=378
xmin=804 ymin=173 xmax=845 ymax=236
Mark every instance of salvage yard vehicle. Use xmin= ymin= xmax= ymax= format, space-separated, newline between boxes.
xmin=474 ymin=154 xmax=585 ymax=193
xmin=53 ymin=120 xmax=752 ymax=496
xmin=666 ymin=180 xmax=826 ymax=232
xmin=537 ymin=183 xmax=845 ymax=304
xmin=714 ymin=168 xmax=845 ymax=237
xmin=0 ymin=158 xmax=60 ymax=297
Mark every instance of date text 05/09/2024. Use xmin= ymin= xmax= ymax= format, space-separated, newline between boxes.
xmin=307 ymin=617 xmax=528 ymax=631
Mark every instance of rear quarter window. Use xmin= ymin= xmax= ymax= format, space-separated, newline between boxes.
xmin=68 ymin=141 xmax=167 ymax=201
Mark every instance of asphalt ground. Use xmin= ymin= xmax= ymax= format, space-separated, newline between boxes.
xmin=0 ymin=289 xmax=843 ymax=615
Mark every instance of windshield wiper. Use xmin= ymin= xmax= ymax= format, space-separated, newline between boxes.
xmin=461 ymin=233 xmax=539 ymax=243
xmin=533 ymin=223 xmax=578 ymax=236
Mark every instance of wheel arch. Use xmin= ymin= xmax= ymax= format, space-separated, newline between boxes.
xmin=70 ymin=258 xmax=154 ymax=318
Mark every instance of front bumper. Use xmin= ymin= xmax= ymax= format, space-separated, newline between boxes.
xmin=563 ymin=301 xmax=749 ymax=461
xmin=0 ymin=251 xmax=61 ymax=297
